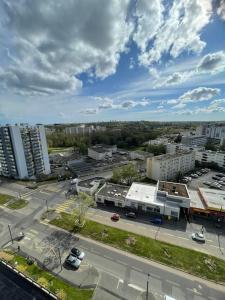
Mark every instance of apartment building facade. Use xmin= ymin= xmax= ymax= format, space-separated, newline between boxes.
xmin=195 ymin=150 xmax=225 ymax=169
xmin=181 ymin=135 xmax=207 ymax=147
xmin=146 ymin=151 xmax=195 ymax=181
xmin=0 ymin=124 xmax=50 ymax=179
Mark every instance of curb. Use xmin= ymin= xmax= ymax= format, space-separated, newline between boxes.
xmin=41 ymin=219 xmax=225 ymax=288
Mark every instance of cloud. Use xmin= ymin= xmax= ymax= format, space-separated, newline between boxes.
xmin=1 ymin=0 xmax=133 ymax=95
xmin=216 ymin=0 xmax=225 ymax=20
xmin=80 ymin=108 xmax=98 ymax=115
xmin=179 ymin=87 xmax=220 ymax=102
xmin=138 ymin=0 xmax=212 ymax=67
xmin=167 ymin=99 xmax=178 ymax=105
xmin=197 ymin=51 xmax=225 ymax=74
xmin=172 ymin=103 xmax=187 ymax=109
xmin=98 ymin=97 xmax=114 ymax=109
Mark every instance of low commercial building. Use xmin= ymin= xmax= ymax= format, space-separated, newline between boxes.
xmin=88 ymin=144 xmax=117 ymax=160
xmin=190 ymin=187 xmax=225 ymax=220
xmin=96 ymin=181 xmax=190 ymax=219
xmin=195 ymin=150 xmax=225 ymax=169
xmin=146 ymin=151 xmax=195 ymax=181
xmin=76 ymin=178 xmax=102 ymax=195
xmin=181 ymin=135 xmax=207 ymax=147
xmin=95 ymin=183 xmax=128 ymax=207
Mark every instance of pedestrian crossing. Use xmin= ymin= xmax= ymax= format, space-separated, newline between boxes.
xmin=55 ymin=199 xmax=75 ymax=213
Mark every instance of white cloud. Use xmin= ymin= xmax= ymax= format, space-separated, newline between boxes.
xmin=197 ymin=51 xmax=225 ymax=74
xmin=167 ymin=99 xmax=178 ymax=105
xmin=80 ymin=108 xmax=98 ymax=115
xmin=172 ymin=103 xmax=187 ymax=109
xmin=138 ymin=0 xmax=212 ymax=67
xmin=179 ymin=87 xmax=220 ymax=102
xmin=216 ymin=0 xmax=225 ymax=20
xmin=1 ymin=0 xmax=133 ymax=95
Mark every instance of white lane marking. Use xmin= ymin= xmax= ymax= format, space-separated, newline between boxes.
xmin=166 ymin=233 xmax=189 ymax=241
xmin=117 ymin=279 xmax=124 ymax=289
xmin=186 ymin=287 xmax=202 ymax=295
xmin=128 ymin=283 xmax=145 ymax=292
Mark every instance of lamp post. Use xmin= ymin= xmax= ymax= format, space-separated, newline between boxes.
xmin=45 ymin=199 xmax=49 ymax=212
xmin=146 ymin=273 xmax=150 ymax=300
xmin=8 ymin=224 xmax=13 ymax=244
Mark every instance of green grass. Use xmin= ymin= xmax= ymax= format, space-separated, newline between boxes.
xmin=48 ymin=147 xmax=73 ymax=154
xmin=7 ymin=199 xmax=28 ymax=210
xmin=5 ymin=252 xmax=93 ymax=300
xmin=0 ymin=193 xmax=13 ymax=205
xmin=51 ymin=212 xmax=225 ymax=283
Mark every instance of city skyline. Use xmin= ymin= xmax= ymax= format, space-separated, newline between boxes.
xmin=0 ymin=0 xmax=225 ymax=124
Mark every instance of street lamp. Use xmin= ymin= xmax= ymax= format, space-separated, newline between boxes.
xmin=58 ymin=247 xmax=62 ymax=271
xmin=45 ymin=199 xmax=49 ymax=212
xmin=8 ymin=224 xmax=13 ymax=244
xmin=146 ymin=273 xmax=150 ymax=300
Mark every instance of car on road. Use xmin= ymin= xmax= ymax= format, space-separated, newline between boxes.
xmin=111 ymin=213 xmax=120 ymax=221
xmin=65 ymin=254 xmax=81 ymax=269
xmin=125 ymin=212 xmax=137 ymax=219
xmin=150 ymin=217 xmax=163 ymax=225
xmin=70 ymin=248 xmax=85 ymax=260
xmin=191 ymin=232 xmax=205 ymax=243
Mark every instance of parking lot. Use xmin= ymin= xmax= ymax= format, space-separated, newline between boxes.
xmin=187 ymin=170 xmax=225 ymax=191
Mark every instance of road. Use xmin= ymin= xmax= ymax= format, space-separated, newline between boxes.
xmin=0 ymin=179 xmax=225 ymax=299
xmin=12 ymin=221 xmax=225 ymax=300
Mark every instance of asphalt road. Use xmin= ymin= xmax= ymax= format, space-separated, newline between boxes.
xmin=0 ymin=262 xmax=52 ymax=300
xmin=17 ymin=221 xmax=225 ymax=300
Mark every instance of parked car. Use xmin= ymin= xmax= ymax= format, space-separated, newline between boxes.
xmin=203 ymin=181 xmax=211 ymax=186
xmin=65 ymin=254 xmax=81 ymax=269
xmin=196 ymin=172 xmax=202 ymax=176
xmin=191 ymin=232 xmax=205 ymax=243
xmin=212 ymin=176 xmax=220 ymax=180
xmin=70 ymin=248 xmax=85 ymax=260
xmin=111 ymin=213 xmax=120 ymax=221
xmin=164 ymin=296 xmax=176 ymax=300
xmin=125 ymin=212 xmax=137 ymax=219
xmin=192 ymin=174 xmax=198 ymax=178
xmin=150 ymin=217 xmax=163 ymax=225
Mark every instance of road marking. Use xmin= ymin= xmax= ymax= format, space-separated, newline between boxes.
xmin=166 ymin=279 xmax=179 ymax=286
xmin=165 ymin=233 xmax=189 ymax=241
xmin=186 ymin=287 xmax=202 ymax=295
xmin=132 ymin=266 xmax=143 ymax=273
xmin=29 ymin=229 xmax=39 ymax=234
xmin=128 ymin=283 xmax=145 ymax=292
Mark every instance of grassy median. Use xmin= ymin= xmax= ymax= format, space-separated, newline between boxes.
xmin=0 ymin=193 xmax=13 ymax=205
xmin=51 ymin=212 xmax=225 ymax=283
xmin=0 ymin=251 xmax=93 ymax=300
xmin=7 ymin=199 xmax=28 ymax=210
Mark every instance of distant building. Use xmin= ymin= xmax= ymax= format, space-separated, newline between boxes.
xmin=0 ymin=124 xmax=50 ymax=179
xmin=88 ymin=144 xmax=117 ymax=160
xmin=146 ymin=151 xmax=195 ymax=181
xmin=96 ymin=181 xmax=190 ymax=219
xmin=195 ymin=150 xmax=225 ymax=169
xmin=65 ymin=124 xmax=106 ymax=135
xmin=203 ymin=123 xmax=225 ymax=145
xmin=148 ymin=138 xmax=169 ymax=146
xmin=166 ymin=143 xmax=204 ymax=154
xmin=181 ymin=135 xmax=207 ymax=147
xmin=130 ymin=150 xmax=153 ymax=161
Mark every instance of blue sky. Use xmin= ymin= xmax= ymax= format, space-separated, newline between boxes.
xmin=0 ymin=0 xmax=225 ymax=124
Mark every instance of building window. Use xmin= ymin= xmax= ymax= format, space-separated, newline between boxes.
xmin=146 ymin=206 xmax=153 ymax=211
xmin=171 ymin=211 xmax=178 ymax=217
xmin=117 ymin=202 xmax=122 ymax=207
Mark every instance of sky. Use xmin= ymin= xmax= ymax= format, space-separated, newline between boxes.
xmin=0 ymin=0 xmax=225 ymax=124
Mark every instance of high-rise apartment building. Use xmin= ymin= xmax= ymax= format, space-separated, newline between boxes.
xmin=0 ymin=124 xmax=50 ymax=179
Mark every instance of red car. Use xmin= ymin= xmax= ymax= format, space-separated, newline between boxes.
xmin=111 ymin=213 xmax=120 ymax=221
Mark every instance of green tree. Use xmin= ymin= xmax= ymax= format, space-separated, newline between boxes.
xmin=205 ymin=141 xmax=217 ymax=151
xmin=175 ymin=171 xmax=183 ymax=183
xmin=146 ymin=144 xmax=166 ymax=156
xmin=71 ymin=192 xmax=95 ymax=227
xmin=112 ymin=163 xmax=139 ymax=185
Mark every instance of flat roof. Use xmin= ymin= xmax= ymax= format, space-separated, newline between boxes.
xmin=153 ymin=150 xmax=193 ymax=161
xmin=199 ymin=188 xmax=225 ymax=211
xmin=132 ymin=150 xmax=153 ymax=157
xmin=126 ymin=182 xmax=157 ymax=203
xmin=158 ymin=181 xmax=189 ymax=198
xmin=97 ymin=183 xmax=128 ymax=202
xmin=189 ymin=190 xmax=205 ymax=210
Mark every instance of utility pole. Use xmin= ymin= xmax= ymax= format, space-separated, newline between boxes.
xmin=8 ymin=224 xmax=13 ymax=244
xmin=146 ymin=273 xmax=150 ymax=300
xmin=58 ymin=247 xmax=62 ymax=271
xmin=45 ymin=199 xmax=49 ymax=212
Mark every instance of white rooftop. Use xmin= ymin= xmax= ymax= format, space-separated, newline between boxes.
xmin=126 ymin=182 xmax=157 ymax=204
xmin=199 ymin=188 xmax=225 ymax=211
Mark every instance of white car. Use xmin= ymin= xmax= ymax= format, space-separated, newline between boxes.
xmin=164 ymin=296 xmax=176 ymax=300
xmin=192 ymin=232 xmax=205 ymax=243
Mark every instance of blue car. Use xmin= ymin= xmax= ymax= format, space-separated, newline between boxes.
xmin=150 ymin=217 xmax=163 ymax=225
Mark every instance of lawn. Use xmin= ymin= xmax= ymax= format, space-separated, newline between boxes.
xmin=7 ymin=199 xmax=28 ymax=210
xmin=0 ymin=251 xmax=93 ymax=300
xmin=51 ymin=212 xmax=225 ymax=283
xmin=0 ymin=193 xmax=13 ymax=205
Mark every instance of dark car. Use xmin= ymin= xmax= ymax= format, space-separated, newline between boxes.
xmin=70 ymin=248 xmax=85 ymax=260
xmin=150 ymin=217 xmax=163 ymax=225
xmin=125 ymin=212 xmax=137 ymax=219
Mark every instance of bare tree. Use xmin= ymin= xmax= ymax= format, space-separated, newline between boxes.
xmin=71 ymin=192 xmax=94 ymax=227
